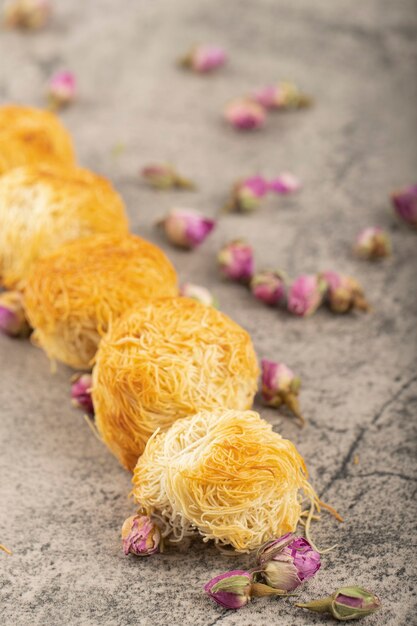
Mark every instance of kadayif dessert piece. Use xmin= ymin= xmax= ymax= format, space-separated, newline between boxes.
xmin=0 ymin=164 xmax=129 ymax=289
xmin=0 ymin=105 xmax=75 ymax=175
xmin=132 ymin=408 xmax=318 ymax=552
xmin=24 ymin=234 xmax=178 ymax=369
xmin=92 ymin=297 xmax=259 ymax=470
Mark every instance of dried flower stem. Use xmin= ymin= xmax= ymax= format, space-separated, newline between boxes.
xmin=251 ymin=582 xmax=289 ymax=597
xmin=282 ymin=392 xmax=306 ymax=428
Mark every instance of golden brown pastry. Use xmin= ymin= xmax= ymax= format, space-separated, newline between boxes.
xmin=132 ymin=408 xmax=318 ymax=552
xmin=93 ymin=298 xmax=259 ymax=470
xmin=0 ymin=164 xmax=128 ymax=288
xmin=24 ymin=234 xmax=178 ymax=369
xmin=0 ymin=105 xmax=75 ymax=175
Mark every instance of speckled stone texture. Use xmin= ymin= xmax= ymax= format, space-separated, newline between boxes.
xmin=1 ymin=1 xmax=416 ymax=624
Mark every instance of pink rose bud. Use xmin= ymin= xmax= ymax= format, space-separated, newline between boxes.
xmin=159 ymin=208 xmax=216 ymax=249
xmin=224 ymin=99 xmax=266 ymax=131
xmin=218 ymin=240 xmax=254 ymax=283
xmin=269 ymin=172 xmax=301 ymax=195
xmin=47 ymin=71 xmax=76 ymax=110
xmin=250 ymin=270 xmax=286 ymax=306
xmin=354 ymin=227 xmax=391 ymax=260
xmin=287 ymin=274 xmax=325 ymax=317
xmin=391 ymin=184 xmax=417 ymax=228
xmin=256 ymin=533 xmax=321 ymax=591
xmin=71 ymin=373 xmax=93 ymax=414
xmin=180 ymin=283 xmax=217 ymax=307
xmin=253 ymin=82 xmax=312 ymax=110
xmin=321 ymin=271 xmax=370 ymax=314
xmin=251 ymin=86 xmax=277 ymax=109
xmin=3 ymin=0 xmax=51 ymax=30
xmin=121 ymin=515 xmax=161 ymax=557
xmin=180 ymin=45 xmax=227 ymax=73
xmin=223 ymin=176 xmax=269 ymax=213
xmin=0 ymin=291 xmax=30 ymax=338
xmin=141 ymin=164 xmax=194 ymax=190
xmin=204 ymin=570 xmax=252 ymax=610
xmin=296 ymin=586 xmax=381 ymax=621
xmin=261 ymin=359 xmax=305 ymax=425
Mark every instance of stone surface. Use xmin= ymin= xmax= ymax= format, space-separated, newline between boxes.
xmin=1 ymin=1 xmax=416 ymax=624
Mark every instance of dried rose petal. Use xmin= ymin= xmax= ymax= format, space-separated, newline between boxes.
xmin=296 ymin=586 xmax=381 ymax=621
xmin=159 ymin=209 xmax=216 ymax=249
xmin=224 ymin=99 xmax=266 ymax=130
xmin=218 ymin=240 xmax=254 ymax=283
xmin=0 ymin=291 xmax=30 ymax=338
xmin=224 ymin=176 xmax=269 ymax=213
xmin=47 ymin=71 xmax=76 ymax=110
xmin=287 ymin=275 xmax=325 ymax=317
xmin=261 ymin=359 xmax=304 ymax=425
xmin=121 ymin=515 xmax=161 ymax=557
xmin=269 ymin=173 xmax=301 ymax=195
xmin=252 ymin=82 xmax=311 ymax=110
xmin=181 ymin=45 xmax=227 ymax=73
xmin=71 ymin=373 xmax=93 ymax=414
xmin=321 ymin=271 xmax=370 ymax=313
xmin=141 ymin=164 xmax=194 ymax=190
xmin=204 ymin=570 xmax=252 ymax=610
xmin=391 ymin=185 xmax=417 ymax=228
xmin=250 ymin=271 xmax=286 ymax=306
xmin=257 ymin=533 xmax=321 ymax=591
xmin=354 ymin=227 xmax=391 ymax=260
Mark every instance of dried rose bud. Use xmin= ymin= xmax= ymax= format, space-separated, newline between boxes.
xmin=3 ymin=0 xmax=51 ymax=30
xmin=354 ymin=227 xmax=391 ymax=260
xmin=121 ymin=515 xmax=161 ymax=557
xmin=204 ymin=570 xmax=252 ymax=610
xmin=180 ymin=283 xmax=217 ymax=307
xmin=257 ymin=533 xmax=296 ymax=564
xmin=296 ymin=586 xmax=381 ymax=621
xmin=218 ymin=240 xmax=254 ymax=283
xmin=256 ymin=533 xmax=320 ymax=591
xmin=252 ymin=82 xmax=311 ymax=110
xmin=250 ymin=270 xmax=286 ymax=306
xmin=287 ymin=274 xmax=325 ymax=317
xmin=47 ymin=71 xmax=76 ymax=110
xmin=71 ymin=373 xmax=93 ymax=414
xmin=251 ymin=86 xmax=278 ymax=109
xmin=224 ymin=99 xmax=266 ymax=131
xmin=141 ymin=164 xmax=194 ymax=190
xmin=0 ymin=291 xmax=30 ymax=338
xmin=321 ymin=271 xmax=370 ymax=314
xmin=224 ymin=176 xmax=269 ymax=213
xmin=391 ymin=184 xmax=417 ymax=228
xmin=261 ymin=359 xmax=304 ymax=425
xmin=159 ymin=209 xmax=216 ymax=249
xmin=269 ymin=172 xmax=301 ymax=195
xmin=180 ymin=45 xmax=227 ymax=73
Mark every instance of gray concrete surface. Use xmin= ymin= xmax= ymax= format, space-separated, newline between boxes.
xmin=1 ymin=1 xmax=417 ymax=624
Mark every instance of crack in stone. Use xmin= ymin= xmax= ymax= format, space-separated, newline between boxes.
xmin=347 ymin=488 xmax=367 ymax=510
xmin=370 ymin=374 xmax=417 ymax=426
xmin=207 ymin=612 xmax=228 ymax=626
xmin=319 ymin=426 xmax=366 ymax=498
xmin=320 ymin=374 xmax=417 ymax=498
xmin=353 ymin=471 xmax=417 ymax=482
